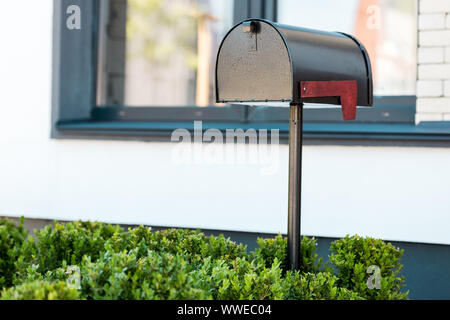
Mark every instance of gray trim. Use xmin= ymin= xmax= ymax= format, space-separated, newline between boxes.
xmin=55 ymin=120 xmax=450 ymax=148
xmin=233 ymin=0 xmax=250 ymax=24
xmin=52 ymin=0 xmax=99 ymax=139
xmin=263 ymin=0 xmax=277 ymax=21
xmin=90 ymin=96 xmax=415 ymax=123
xmin=234 ymin=0 xmax=277 ymax=22
xmin=91 ymin=105 xmax=248 ymax=122
xmin=50 ymin=0 xmax=62 ymax=138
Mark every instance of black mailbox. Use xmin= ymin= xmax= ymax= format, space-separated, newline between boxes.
xmin=215 ymin=19 xmax=374 ymax=271
xmin=216 ymin=18 xmax=373 ymax=108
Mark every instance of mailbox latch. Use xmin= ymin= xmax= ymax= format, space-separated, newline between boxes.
xmin=242 ymin=21 xmax=258 ymax=52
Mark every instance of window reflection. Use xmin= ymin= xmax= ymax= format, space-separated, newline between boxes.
xmin=97 ymin=0 xmax=233 ymax=107
xmin=278 ymin=0 xmax=417 ymax=96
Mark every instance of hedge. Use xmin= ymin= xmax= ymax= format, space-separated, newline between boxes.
xmin=0 ymin=217 xmax=27 ymax=288
xmin=0 ymin=217 xmax=409 ymax=300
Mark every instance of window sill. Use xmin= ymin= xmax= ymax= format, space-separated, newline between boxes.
xmin=54 ymin=120 xmax=450 ymax=147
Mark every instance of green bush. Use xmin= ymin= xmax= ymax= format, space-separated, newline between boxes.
xmin=284 ymin=271 xmax=363 ymax=300
xmin=78 ymin=248 xmax=210 ymax=300
xmin=0 ymin=217 xmax=28 ymax=289
xmin=107 ymin=226 xmax=247 ymax=266
xmin=253 ymin=234 xmax=329 ymax=273
xmin=196 ymin=257 xmax=286 ymax=300
xmin=329 ymin=235 xmax=408 ymax=300
xmin=0 ymin=218 xmax=409 ymax=300
xmin=0 ymin=280 xmax=80 ymax=300
xmin=15 ymin=220 xmax=123 ymax=282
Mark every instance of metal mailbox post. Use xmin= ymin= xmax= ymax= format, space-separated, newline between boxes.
xmin=216 ymin=19 xmax=373 ymax=270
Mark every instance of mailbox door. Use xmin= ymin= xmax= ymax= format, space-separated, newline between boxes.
xmin=216 ymin=20 xmax=293 ymax=104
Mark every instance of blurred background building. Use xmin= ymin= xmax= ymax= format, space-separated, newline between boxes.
xmin=0 ymin=0 xmax=450 ymax=298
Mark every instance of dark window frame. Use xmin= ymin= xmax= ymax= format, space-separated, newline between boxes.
xmin=52 ymin=0 xmax=450 ymax=146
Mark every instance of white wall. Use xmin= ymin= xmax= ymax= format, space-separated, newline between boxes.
xmin=1 ymin=1 xmax=450 ymax=246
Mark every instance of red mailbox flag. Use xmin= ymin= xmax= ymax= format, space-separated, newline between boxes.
xmin=300 ymin=80 xmax=358 ymax=121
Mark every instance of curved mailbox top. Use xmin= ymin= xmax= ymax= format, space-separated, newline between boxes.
xmin=216 ymin=19 xmax=373 ymax=107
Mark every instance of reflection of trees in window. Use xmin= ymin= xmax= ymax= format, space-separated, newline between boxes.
xmin=97 ymin=0 xmax=233 ymax=107
xmin=125 ymin=0 xmax=219 ymax=106
xmin=126 ymin=0 xmax=199 ymax=69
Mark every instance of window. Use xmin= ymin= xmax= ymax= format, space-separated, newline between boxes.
xmin=53 ymin=0 xmax=450 ymax=145
xmin=97 ymin=0 xmax=234 ymax=107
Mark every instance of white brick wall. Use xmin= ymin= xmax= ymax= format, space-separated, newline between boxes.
xmin=420 ymin=0 xmax=450 ymax=13
xmin=445 ymin=47 xmax=450 ymax=62
xmin=416 ymin=0 xmax=450 ymax=123
xmin=419 ymin=30 xmax=450 ymax=46
xmin=419 ymin=13 xmax=446 ymax=30
xmin=445 ymin=80 xmax=450 ymax=96
xmin=417 ymin=80 xmax=443 ymax=97
xmin=418 ymin=47 xmax=444 ymax=63
xmin=417 ymin=97 xmax=450 ymax=113
xmin=418 ymin=64 xmax=450 ymax=79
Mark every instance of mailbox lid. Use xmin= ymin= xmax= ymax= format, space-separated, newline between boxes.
xmin=216 ymin=19 xmax=373 ymax=107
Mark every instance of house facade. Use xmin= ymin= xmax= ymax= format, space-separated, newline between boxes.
xmin=0 ymin=0 xmax=449 ymax=299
